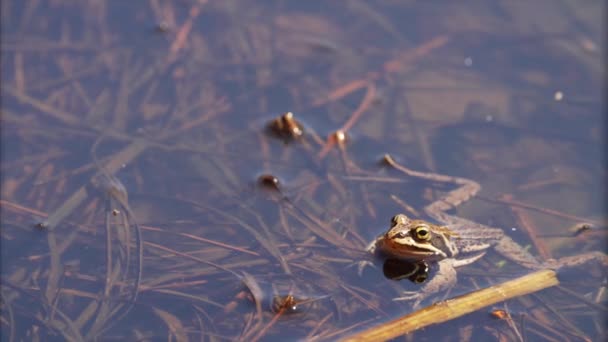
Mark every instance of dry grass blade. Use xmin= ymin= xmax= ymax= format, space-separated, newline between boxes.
xmin=341 ymin=269 xmax=559 ymax=341
xmin=187 ymin=196 xmax=292 ymax=275
xmin=2 ymin=85 xmax=81 ymax=125
xmin=152 ymin=307 xmax=189 ymax=342
xmin=40 ymin=140 xmax=147 ymax=230
xmin=241 ymin=272 xmax=264 ymax=324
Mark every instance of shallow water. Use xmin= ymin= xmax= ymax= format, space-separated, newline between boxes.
xmin=1 ymin=1 xmax=605 ymax=340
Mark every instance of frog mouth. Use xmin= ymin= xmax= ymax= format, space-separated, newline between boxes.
xmin=385 ymin=238 xmax=445 ymax=258
xmin=398 ymin=246 xmax=437 ymax=257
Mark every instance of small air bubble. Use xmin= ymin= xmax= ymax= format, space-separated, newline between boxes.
xmin=554 ymin=91 xmax=563 ymax=101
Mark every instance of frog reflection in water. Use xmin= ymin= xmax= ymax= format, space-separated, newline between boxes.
xmin=366 ymin=155 xmax=608 ymax=306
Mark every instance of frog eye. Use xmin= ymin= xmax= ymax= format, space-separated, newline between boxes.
xmin=413 ymin=226 xmax=431 ymax=241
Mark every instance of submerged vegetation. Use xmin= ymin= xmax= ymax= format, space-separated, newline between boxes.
xmin=1 ymin=1 xmax=605 ymax=340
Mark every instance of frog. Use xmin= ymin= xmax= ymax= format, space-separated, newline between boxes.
xmin=365 ymin=154 xmax=608 ymax=306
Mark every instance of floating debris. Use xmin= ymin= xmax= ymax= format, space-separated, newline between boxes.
xmin=271 ymin=294 xmax=299 ymax=314
xmin=267 ymin=112 xmax=304 ymax=141
xmin=257 ymin=174 xmax=282 ymax=192
xmin=330 ymin=129 xmax=347 ymax=145
xmin=34 ymin=221 xmax=48 ymax=230
xmin=241 ymin=273 xmax=331 ymax=316
xmin=489 ymin=308 xmax=510 ymax=320
xmin=570 ymin=222 xmax=595 ymax=236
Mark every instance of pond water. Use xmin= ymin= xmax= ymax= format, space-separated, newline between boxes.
xmin=1 ymin=1 xmax=605 ymax=341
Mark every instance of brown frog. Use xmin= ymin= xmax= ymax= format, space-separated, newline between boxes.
xmin=365 ymin=154 xmax=608 ymax=306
